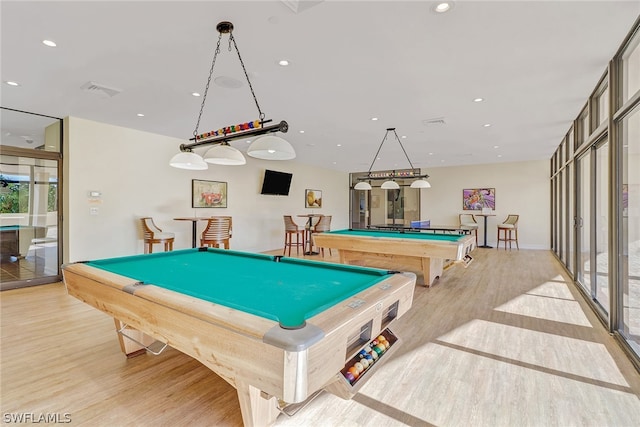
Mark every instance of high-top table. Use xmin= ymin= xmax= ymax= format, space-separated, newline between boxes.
xmin=474 ymin=213 xmax=496 ymax=248
xmin=297 ymin=214 xmax=323 ymax=255
xmin=173 ymin=217 xmax=210 ymax=248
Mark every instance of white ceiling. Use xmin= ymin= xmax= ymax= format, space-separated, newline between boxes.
xmin=2 ymin=1 xmax=639 ymax=173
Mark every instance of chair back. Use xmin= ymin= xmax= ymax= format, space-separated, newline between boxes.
xmin=314 ymin=215 xmax=332 ymax=232
xmin=202 ymin=217 xmax=232 ymax=241
xmin=503 ymin=214 xmax=519 ymax=227
xmin=140 ymin=217 xmax=161 ymax=239
xmin=283 ymin=215 xmax=300 ymax=232
xmin=459 ymin=214 xmax=477 ymax=226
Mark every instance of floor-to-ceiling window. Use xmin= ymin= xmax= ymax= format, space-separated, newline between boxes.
xmin=550 ymin=18 xmax=640 ymax=367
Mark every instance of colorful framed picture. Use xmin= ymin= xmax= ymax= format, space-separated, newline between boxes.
xmin=463 ymin=188 xmax=495 ymax=210
xmin=305 ymin=189 xmax=322 ymax=208
xmin=192 ymin=179 xmax=227 ymax=208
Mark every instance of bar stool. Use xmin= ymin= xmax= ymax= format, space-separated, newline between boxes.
xmin=497 ymin=214 xmax=519 ymax=250
xmin=140 ymin=217 xmax=175 ymax=254
xmin=283 ymin=215 xmax=305 ymax=256
xmin=200 ymin=216 xmax=232 ymax=249
xmin=459 ymin=213 xmax=479 ymax=245
xmin=310 ymin=215 xmax=332 ymax=257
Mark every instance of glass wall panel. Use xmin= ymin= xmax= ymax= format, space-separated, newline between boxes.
xmin=577 ymin=151 xmax=592 ymax=294
xmin=595 ymin=140 xmax=610 ymax=314
xmin=621 ymin=31 xmax=640 ymax=103
xmin=567 ymin=161 xmax=574 ymax=275
xmin=620 ymin=104 xmax=640 ymax=354
xmin=596 ymin=86 xmax=609 ymax=126
xmin=559 ymin=169 xmax=566 ymax=264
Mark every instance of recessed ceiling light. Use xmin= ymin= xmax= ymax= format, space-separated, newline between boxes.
xmin=494 ymin=145 xmax=499 ymax=149
xmin=191 ymin=92 xmax=201 ymax=97
xmin=337 ymin=144 xmax=342 ymax=147
xmin=433 ymin=2 xmax=452 ymax=13
xmin=401 ymin=135 xmax=407 ymax=139
xmin=42 ymin=39 xmax=57 ymax=47
xmin=246 ymin=140 xmax=252 ymax=144
xmin=371 ymin=117 xmax=378 ymax=121
xmin=483 ymin=123 xmax=491 ymax=127
xmin=299 ymin=130 xmax=305 ymax=134
xmin=473 ymin=98 xmax=484 ymax=102
xmin=5 ymin=81 xmax=19 ymax=86
xmin=497 ymin=154 xmax=502 ymax=158
xmin=278 ymin=60 xmax=289 ymax=66
xmin=137 ymin=113 xmax=145 ymax=117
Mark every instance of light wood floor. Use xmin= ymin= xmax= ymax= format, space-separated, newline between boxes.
xmin=2 ymin=248 xmax=640 ymax=426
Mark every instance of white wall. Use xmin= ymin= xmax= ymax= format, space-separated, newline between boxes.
xmin=64 ymin=117 xmax=349 ymax=262
xmin=63 ymin=117 xmax=550 ymax=262
xmin=419 ymin=160 xmax=550 ymax=249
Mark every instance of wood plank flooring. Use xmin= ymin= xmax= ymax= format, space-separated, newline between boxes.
xmin=2 ymin=248 xmax=640 ymax=426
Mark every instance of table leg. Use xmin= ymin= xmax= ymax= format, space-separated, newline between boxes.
xmin=235 ymin=380 xmax=280 ymax=427
xmin=191 ymin=221 xmax=197 ymax=248
xmin=303 ymin=217 xmax=319 ymax=255
xmin=479 ymin=216 xmax=492 ymax=248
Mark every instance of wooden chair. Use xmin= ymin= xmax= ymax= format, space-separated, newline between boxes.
xmin=497 ymin=214 xmax=519 ymax=250
xmin=140 ymin=217 xmax=175 ymax=254
xmin=200 ymin=216 xmax=232 ymax=249
xmin=310 ymin=215 xmax=332 ymax=257
xmin=283 ymin=215 xmax=305 ymax=256
xmin=459 ymin=213 xmax=478 ymax=244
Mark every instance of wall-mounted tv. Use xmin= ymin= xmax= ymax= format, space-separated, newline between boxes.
xmin=260 ymin=169 xmax=293 ymax=196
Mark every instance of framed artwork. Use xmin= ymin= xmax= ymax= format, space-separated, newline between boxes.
xmin=463 ymin=188 xmax=495 ymax=210
xmin=192 ymin=179 xmax=227 ymax=208
xmin=305 ymin=189 xmax=322 ymax=208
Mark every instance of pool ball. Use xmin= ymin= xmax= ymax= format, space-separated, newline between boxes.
xmin=369 ymin=350 xmax=378 ymax=360
xmin=354 ymin=362 xmax=364 ymax=373
xmin=344 ymin=372 xmax=356 ymax=383
xmin=373 ymin=345 xmax=384 ymax=355
xmin=359 ymin=358 xmax=370 ymax=368
xmin=348 ymin=366 xmax=359 ymax=378
xmin=377 ymin=335 xmax=387 ymax=342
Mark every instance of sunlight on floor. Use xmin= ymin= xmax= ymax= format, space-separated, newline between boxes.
xmin=494 ymin=278 xmax=592 ymax=327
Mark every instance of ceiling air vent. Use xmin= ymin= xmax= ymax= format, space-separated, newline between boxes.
xmin=422 ymin=117 xmax=446 ymax=126
xmin=80 ymin=81 xmax=122 ymax=98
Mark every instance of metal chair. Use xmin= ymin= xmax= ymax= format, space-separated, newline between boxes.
xmin=140 ymin=217 xmax=175 ymax=254
xmin=283 ymin=215 xmax=305 ymax=256
xmin=200 ymin=216 xmax=232 ymax=249
xmin=497 ymin=214 xmax=519 ymax=250
xmin=459 ymin=213 xmax=478 ymax=244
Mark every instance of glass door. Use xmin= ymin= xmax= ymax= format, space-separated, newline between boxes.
xmin=0 ymin=154 xmax=60 ymax=289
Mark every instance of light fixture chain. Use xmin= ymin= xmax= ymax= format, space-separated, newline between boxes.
xmin=393 ymin=128 xmax=416 ymax=170
xmin=229 ymin=33 xmax=265 ymax=121
xmin=365 ymin=130 xmax=390 ymax=173
xmin=193 ymin=31 xmax=224 ymax=137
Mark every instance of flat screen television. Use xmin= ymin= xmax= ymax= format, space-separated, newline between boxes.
xmin=260 ymin=169 xmax=293 ymax=195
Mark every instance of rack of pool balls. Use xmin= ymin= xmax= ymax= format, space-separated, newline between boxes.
xmin=340 ymin=330 xmax=397 ymax=386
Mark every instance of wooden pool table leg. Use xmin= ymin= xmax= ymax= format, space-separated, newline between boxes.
xmin=421 ymin=257 xmax=443 ymax=287
xmin=235 ymin=380 xmax=280 ymax=427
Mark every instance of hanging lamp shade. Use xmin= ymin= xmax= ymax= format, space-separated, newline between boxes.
xmin=354 ymin=181 xmax=372 ymax=190
xmin=247 ymin=135 xmax=296 ymax=160
xmin=410 ymin=178 xmax=431 ymax=188
xmin=203 ymin=144 xmax=246 ymax=165
xmin=381 ymin=180 xmax=400 ymax=189
xmin=169 ymin=151 xmax=208 ymax=170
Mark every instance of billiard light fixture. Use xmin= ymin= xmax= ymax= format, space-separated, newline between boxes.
xmin=169 ymin=21 xmax=294 ymax=170
xmin=353 ymin=128 xmax=431 ymax=190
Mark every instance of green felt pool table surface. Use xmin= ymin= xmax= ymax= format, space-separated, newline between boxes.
xmin=86 ymin=248 xmax=395 ymax=328
xmin=327 ymin=228 xmax=467 ymax=241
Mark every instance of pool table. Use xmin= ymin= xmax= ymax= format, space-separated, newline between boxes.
xmin=313 ymin=229 xmax=475 ymax=287
xmin=62 ymin=248 xmax=416 ymax=427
